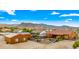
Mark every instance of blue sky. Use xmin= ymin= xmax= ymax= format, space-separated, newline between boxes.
xmin=0 ymin=10 xmax=79 ymax=27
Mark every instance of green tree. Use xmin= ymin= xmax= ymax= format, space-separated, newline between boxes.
xmin=73 ymin=40 xmax=79 ymax=49
xmin=0 ymin=29 xmax=2 ymax=32
xmin=10 ymin=27 xmax=16 ymax=32
xmin=55 ymin=36 xmax=63 ymax=42
xmin=22 ymin=28 xmax=33 ymax=33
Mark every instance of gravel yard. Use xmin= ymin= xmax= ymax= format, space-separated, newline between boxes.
xmin=0 ymin=36 xmax=75 ymax=49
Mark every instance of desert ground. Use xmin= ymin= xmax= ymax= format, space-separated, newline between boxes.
xmin=0 ymin=36 xmax=75 ymax=49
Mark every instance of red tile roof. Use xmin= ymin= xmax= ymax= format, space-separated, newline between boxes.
xmin=47 ymin=29 xmax=74 ymax=35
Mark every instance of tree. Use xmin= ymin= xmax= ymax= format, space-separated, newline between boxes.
xmin=0 ymin=29 xmax=2 ymax=32
xmin=22 ymin=28 xmax=33 ymax=33
xmin=73 ymin=40 xmax=79 ymax=49
xmin=55 ymin=36 xmax=63 ymax=42
xmin=10 ymin=27 xmax=16 ymax=32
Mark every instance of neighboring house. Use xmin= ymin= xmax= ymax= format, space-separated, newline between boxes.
xmin=39 ymin=31 xmax=46 ymax=38
xmin=4 ymin=33 xmax=32 ymax=44
xmin=46 ymin=29 xmax=78 ymax=40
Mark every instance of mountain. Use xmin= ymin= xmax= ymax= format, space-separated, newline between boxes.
xmin=0 ymin=22 xmax=78 ymax=30
xmin=17 ymin=22 xmax=60 ymax=28
xmin=0 ymin=24 xmax=11 ymax=27
xmin=17 ymin=22 xmax=78 ymax=29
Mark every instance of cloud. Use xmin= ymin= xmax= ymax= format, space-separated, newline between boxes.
xmin=5 ymin=10 xmax=15 ymax=15
xmin=30 ymin=10 xmax=37 ymax=11
xmin=60 ymin=13 xmax=79 ymax=17
xmin=51 ymin=11 xmax=60 ymax=15
xmin=11 ymin=19 xmax=17 ymax=22
xmin=64 ymin=19 xmax=72 ymax=22
xmin=1 ymin=10 xmax=16 ymax=15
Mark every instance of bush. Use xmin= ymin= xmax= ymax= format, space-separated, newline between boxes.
xmin=0 ymin=30 xmax=3 ymax=32
xmin=10 ymin=27 xmax=16 ymax=32
xmin=22 ymin=28 xmax=33 ymax=33
xmin=55 ymin=36 xmax=63 ymax=42
xmin=31 ymin=32 xmax=40 ymax=38
xmin=73 ymin=40 xmax=79 ymax=49
xmin=36 ymin=39 xmax=41 ymax=42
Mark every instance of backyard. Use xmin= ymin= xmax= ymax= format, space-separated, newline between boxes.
xmin=0 ymin=36 xmax=75 ymax=49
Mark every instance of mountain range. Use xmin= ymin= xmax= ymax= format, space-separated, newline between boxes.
xmin=0 ymin=22 xmax=79 ymax=30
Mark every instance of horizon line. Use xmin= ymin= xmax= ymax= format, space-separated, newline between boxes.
xmin=0 ymin=22 xmax=78 ymax=27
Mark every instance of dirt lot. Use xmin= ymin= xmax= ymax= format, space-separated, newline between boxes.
xmin=0 ymin=36 xmax=75 ymax=49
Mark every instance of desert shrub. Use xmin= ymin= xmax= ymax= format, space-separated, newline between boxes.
xmin=0 ymin=30 xmax=2 ymax=32
xmin=10 ymin=27 xmax=17 ymax=32
xmin=22 ymin=28 xmax=33 ymax=33
xmin=36 ymin=39 xmax=41 ymax=42
xmin=31 ymin=32 xmax=40 ymax=41
xmin=73 ymin=40 xmax=79 ymax=49
xmin=47 ymin=38 xmax=56 ymax=43
xmin=55 ymin=36 xmax=63 ymax=42
xmin=48 ymin=38 xmax=53 ymax=41
xmin=31 ymin=32 xmax=40 ymax=38
xmin=64 ymin=35 xmax=69 ymax=39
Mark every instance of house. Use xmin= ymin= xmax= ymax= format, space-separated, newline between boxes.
xmin=39 ymin=31 xmax=46 ymax=38
xmin=4 ymin=33 xmax=32 ymax=44
xmin=46 ymin=29 xmax=78 ymax=40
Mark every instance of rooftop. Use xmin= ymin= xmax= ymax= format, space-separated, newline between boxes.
xmin=47 ymin=29 xmax=75 ymax=35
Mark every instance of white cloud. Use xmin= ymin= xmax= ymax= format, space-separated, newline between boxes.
xmin=11 ymin=19 xmax=17 ymax=22
xmin=1 ymin=10 xmax=16 ymax=15
xmin=30 ymin=10 xmax=37 ymax=11
xmin=6 ymin=10 xmax=15 ymax=15
xmin=51 ymin=11 xmax=60 ymax=15
xmin=64 ymin=19 xmax=72 ymax=22
xmin=60 ymin=13 xmax=79 ymax=17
